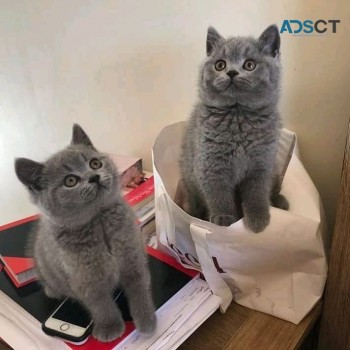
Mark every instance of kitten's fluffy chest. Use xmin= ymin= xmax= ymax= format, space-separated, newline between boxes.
xmin=52 ymin=206 xmax=133 ymax=268
xmin=46 ymin=219 xmax=121 ymax=286
xmin=200 ymin=108 xmax=275 ymax=155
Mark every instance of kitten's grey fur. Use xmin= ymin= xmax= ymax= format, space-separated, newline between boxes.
xmin=180 ymin=25 xmax=289 ymax=233
xmin=15 ymin=125 xmax=156 ymax=342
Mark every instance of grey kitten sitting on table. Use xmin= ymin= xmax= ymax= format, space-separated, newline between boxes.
xmin=180 ymin=25 xmax=288 ymax=233
xmin=15 ymin=124 xmax=156 ymax=342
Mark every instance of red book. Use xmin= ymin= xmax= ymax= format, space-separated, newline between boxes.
xmin=124 ymin=176 xmax=154 ymax=211
xmin=109 ymin=154 xmax=143 ymax=190
xmin=0 ymin=256 xmax=36 ymax=287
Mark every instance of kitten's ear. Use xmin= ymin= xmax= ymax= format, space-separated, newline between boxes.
xmin=206 ymin=26 xmax=224 ymax=56
xmin=15 ymin=158 xmax=44 ymax=191
xmin=71 ymin=124 xmax=95 ymax=149
xmin=258 ymin=24 xmax=280 ymax=57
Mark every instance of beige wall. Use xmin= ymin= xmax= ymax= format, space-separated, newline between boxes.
xmin=1 ymin=0 xmax=349 ymax=226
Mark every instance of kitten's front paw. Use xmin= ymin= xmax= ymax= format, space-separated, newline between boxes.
xmin=92 ymin=319 xmax=125 ymax=343
xmin=244 ymin=209 xmax=270 ymax=233
xmin=211 ymin=214 xmax=236 ymax=227
xmin=135 ymin=312 xmax=157 ymax=336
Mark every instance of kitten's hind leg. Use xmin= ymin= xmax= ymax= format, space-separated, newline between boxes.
xmin=35 ymin=264 xmax=65 ymax=299
xmin=182 ymin=179 xmax=209 ymax=220
xmin=270 ymin=175 xmax=289 ymax=210
xmin=187 ymin=191 xmax=209 ymax=221
xmin=43 ymin=283 xmax=62 ymax=299
xmin=271 ymin=194 xmax=289 ymax=210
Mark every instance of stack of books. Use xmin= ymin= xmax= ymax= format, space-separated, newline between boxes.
xmin=0 ymin=217 xmax=221 ymax=350
xmin=110 ymin=154 xmax=156 ymax=246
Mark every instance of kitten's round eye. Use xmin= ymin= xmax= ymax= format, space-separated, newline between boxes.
xmin=243 ymin=60 xmax=256 ymax=71
xmin=64 ymin=175 xmax=80 ymax=188
xmin=90 ymin=158 xmax=102 ymax=170
xmin=215 ymin=60 xmax=226 ymax=71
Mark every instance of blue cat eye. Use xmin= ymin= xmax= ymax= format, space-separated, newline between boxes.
xmin=215 ymin=60 xmax=226 ymax=71
xmin=89 ymin=158 xmax=102 ymax=170
xmin=64 ymin=175 xmax=80 ymax=188
xmin=243 ymin=59 xmax=256 ymax=71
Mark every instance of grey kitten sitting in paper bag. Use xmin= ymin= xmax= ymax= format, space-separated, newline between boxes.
xmin=14 ymin=124 xmax=156 ymax=342
xmin=180 ymin=25 xmax=289 ymax=232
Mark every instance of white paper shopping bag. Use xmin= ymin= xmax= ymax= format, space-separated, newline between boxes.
xmin=152 ymin=121 xmax=327 ymax=324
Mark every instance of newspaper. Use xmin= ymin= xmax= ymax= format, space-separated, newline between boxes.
xmin=116 ymin=277 xmax=221 ymax=350
xmin=0 ymin=289 xmax=69 ymax=350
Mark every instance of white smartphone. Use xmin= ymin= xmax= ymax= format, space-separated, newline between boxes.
xmin=42 ymin=290 xmax=122 ymax=344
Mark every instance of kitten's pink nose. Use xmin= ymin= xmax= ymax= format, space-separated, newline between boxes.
xmin=89 ymin=174 xmax=100 ymax=184
xmin=227 ymin=70 xmax=239 ymax=79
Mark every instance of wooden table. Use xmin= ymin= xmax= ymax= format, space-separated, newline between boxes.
xmin=0 ymin=302 xmax=321 ymax=350
xmin=180 ymin=301 xmax=321 ymax=350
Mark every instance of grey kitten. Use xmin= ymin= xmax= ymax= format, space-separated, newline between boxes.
xmin=180 ymin=25 xmax=289 ymax=233
xmin=15 ymin=124 xmax=156 ymax=342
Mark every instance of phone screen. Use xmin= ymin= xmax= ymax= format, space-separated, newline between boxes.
xmin=50 ymin=289 xmax=123 ymax=329
xmin=52 ymin=298 xmax=91 ymax=328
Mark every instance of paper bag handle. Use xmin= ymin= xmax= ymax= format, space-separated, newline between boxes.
xmin=190 ymin=223 xmax=233 ymax=312
xmin=156 ymin=186 xmax=177 ymax=245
